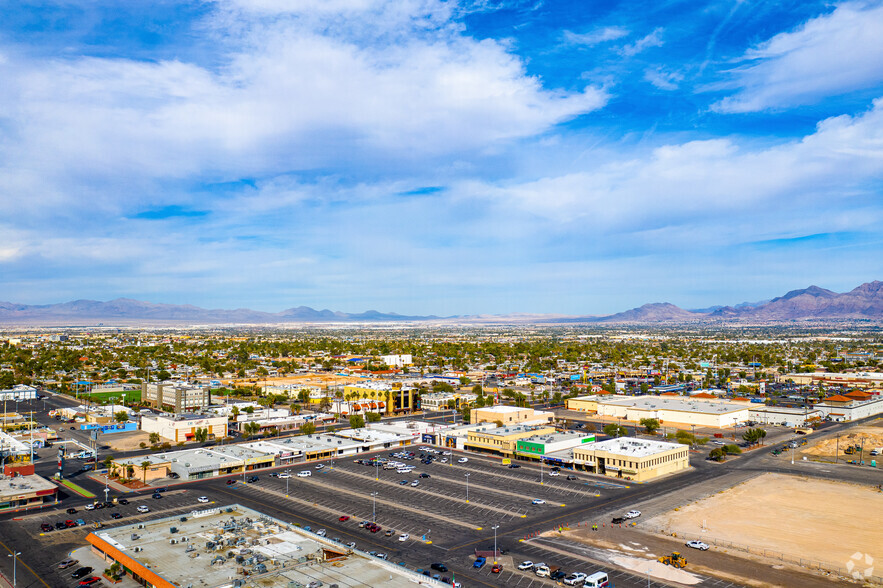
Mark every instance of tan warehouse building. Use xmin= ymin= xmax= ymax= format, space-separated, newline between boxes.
xmin=572 ymin=437 xmax=690 ymax=482
xmin=464 ymin=424 xmax=557 ymax=457
xmin=567 ymin=394 xmax=749 ymax=429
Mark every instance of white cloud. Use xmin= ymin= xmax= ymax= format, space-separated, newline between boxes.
xmin=562 ymin=26 xmax=629 ymax=46
xmin=619 ymin=28 xmax=664 ymax=56
xmin=644 ymin=67 xmax=684 ymax=90
xmin=712 ymin=2 xmax=883 ymax=113
xmin=473 ymin=98 xmax=883 ymax=234
xmin=0 ymin=0 xmax=608 ymax=220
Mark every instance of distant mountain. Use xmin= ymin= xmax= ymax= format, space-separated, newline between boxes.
xmin=709 ymin=283 xmax=879 ymax=320
xmin=1 ymin=281 xmax=881 ymax=325
xmin=0 ymin=298 xmax=436 ymax=325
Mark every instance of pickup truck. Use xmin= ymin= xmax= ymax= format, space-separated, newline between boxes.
xmin=535 ymin=564 xmax=559 ymax=577
xmin=473 ymin=557 xmax=486 ymax=569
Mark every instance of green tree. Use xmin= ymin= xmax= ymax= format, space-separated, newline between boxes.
xmin=741 ymin=427 xmax=767 ymax=446
xmin=365 ymin=411 xmax=382 ymax=423
xmin=148 ymin=432 xmax=160 ymax=445
xmin=114 ymin=411 xmax=129 ymax=423
xmin=300 ymin=421 xmax=317 ymax=436
xmin=708 ymin=447 xmax=726 ymax=461
xmin=603 ymin=423 xmax=627 ymax=438
xmin=472 ymin=384 xmax=483 ymax=396
xmin=194 ymin=427 xmax=209 ymax=443
xmin=459 ymin=376 xmax=471 ymax=386
xmin=0 ymin=371 xmax=15 ymax=388
xmin=102 ymin=455 xmax=114 ymax=470
xmin=639 ymin=418 xmax=660 ymax=435
xmin=349 ymin=414 xmax=366 ymax=429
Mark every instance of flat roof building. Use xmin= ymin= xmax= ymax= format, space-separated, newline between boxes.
xmin=464 ymin=424 xmax=556 ymax=457
xmin=471 ymin=405 xmax=554 ymax=426
xmin=0 ymin=473 xmax=57 ymax=510
xmin=573 ymin=395 xmax=750 ymax=429
xmin=142 ymin=381 xmax=211 ymax=413
xmin=572 ymin=437 xmax=690 ymax=482
xmin=140 ymin=413 xmax=228 ymax=443
xmin=85 ymin=503 xmax=448 ymax=588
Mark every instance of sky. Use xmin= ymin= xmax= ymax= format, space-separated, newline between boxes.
xmin=1 ymin=0 xmax=882 ymax=316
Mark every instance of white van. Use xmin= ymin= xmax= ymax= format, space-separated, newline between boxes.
xmin=297 ymin=470 xmax=311 ymax=478
xmin=584 ymin=571 xmax=609 ymax=587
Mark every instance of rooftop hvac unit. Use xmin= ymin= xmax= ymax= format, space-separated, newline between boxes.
xmin=137 ymin=524 xmax=145 ymax=529
xmin=170 ymin=539 xmax=179 ymax=544
xmin=133 ymin=547 xmax=143 ymax=552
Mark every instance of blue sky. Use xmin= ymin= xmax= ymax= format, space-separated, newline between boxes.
xmin=1 ymin=0 xmax=882 ymax=315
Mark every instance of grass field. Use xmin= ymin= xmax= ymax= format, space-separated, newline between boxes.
xmin=58 ymin=479 xmax=96 ymax=498
xmin=79 ymin=390 xmax=141 ymax=403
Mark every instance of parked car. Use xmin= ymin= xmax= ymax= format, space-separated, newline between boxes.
xmin=315 ymin=529 xmax=326 ymax=537
xmin=297 ymin=471 xmax=311 ymax=477
xmin=152 ymin=493 xmax=162 ymax=499
xmin=78 ymin=577 xmax=100 ymax=586
xmin=686 ymin=540 xmax=709 ymax=550
xmin=84 ymin=503 xmax=95 ymax=511
xmin=611 ymin=517 xmax=625 ymax=524
xmin=40 ymin=523 xmax=53 ymax=532
xmin=551 ymin=570 xmax=567 ymax=581
xmin=118 ymin=498 xmax=129 ymax=505
xmin=430 ymin=563 xmax=448 ymax=572
xmin=110 ymin=512 xmax=122 ymax=519
xmin=491 ymin=563 xmax=503 ymax=573
xmin=67 ymin=508 xmax=78 ymax=514
xmin=71 ymin=567 xmax=93 ymax=579
xmin=338 ymin=515 xmax=350 ymax=522
xmin=566 ymin=475 xmax=577 ymax=480
xmin=226 ymin=479 xmax=237 ymax=485
xmin=137 ymin=505 xmax=150 ymax=513
xmin=473 ymin=557 xmax=486 ymax=569
xmin=197 ymin=496 xmax=210 ymax=503
xmin=564 ymin=572 xmax=588 ymax=586
xmin=532 ymin=499 xmax=546 ymax=505
xmin=398 ymin=533 xmax=409 ymax=542
xmin=508 ymin=463 xmax=521 ymax=468
xmin=457 ymin=457 xmax=468 ymax=463
xmin=625 ymin=510 xmax=641 ymax=519
xmin=518 ymin=561 xmax=534 ymax=570
xmin=58 ymin=558 xmax=79 ymax=569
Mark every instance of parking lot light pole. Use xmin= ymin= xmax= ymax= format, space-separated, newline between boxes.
xmin=371 ymin=492 xmax=378 ymax=523
xmin=464 ymin=473 xmax=470 ymax=503
xmin=375 ymin=458 xmax=379 ymax=481
xmin=492 ymin=524 xmax=499 ymax=564
xmin=8 ymin=551 xmax=20 ymax=587
xmin=540 ymin=457 xmax=544 ymax=485
xmin=285 ymin=470 xmax=290 ymax=496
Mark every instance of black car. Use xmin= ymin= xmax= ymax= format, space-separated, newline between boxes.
xmin=566 ymin=475 xmax=577 ymax=480
xmin=419 ymin=473 xmax=430 ymax=478
xmin=611 ymin=517 xmax=625 ymax=524
xmin=247 ymin=476 xmax=259 ymax=483
xmin=94 ymin=502 xmax=105 ymax=509
xmin=118 ymin=498 xmax=129 ymax=505
xmin=152 ymin=493 xmax=162 ymax=499
xmin=71 ymin=567 xmax=93 ymax=579
xmin=550 ymin=570 xmax=567 ymax=580
xmin=55 ymin=521 xmax=67 ymax=529
xmin=111 ymin=512 xmax=122 ymax=519
xmin=67 ymin=508 xmax=77 ymax=514
xmin=430 ymin=563 xmax=448 ymax=572
xmin=508 ymin=464 xmax=520 ymax=468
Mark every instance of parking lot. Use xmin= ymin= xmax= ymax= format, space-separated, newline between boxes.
xmin=12 ymin=447 xmax=751 ymax=588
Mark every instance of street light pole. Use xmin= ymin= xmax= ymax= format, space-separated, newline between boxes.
xmin=464 ymin=473 xmax=470 ymax=503
xmin=8 ymin=551 xmax=21 ymax=587
xmin=492 ymin=524 xmax=500 ymax=564
xmin=285 ymin=470 xmax=290 ymax=496
xmin=371 ymin=492 xmax=378 ymax=523
xmin=540 ymin=457 xmax=544 ymax=485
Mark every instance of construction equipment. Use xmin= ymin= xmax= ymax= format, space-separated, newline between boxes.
xmin=659 ymin=552 xmax=688 ymax=568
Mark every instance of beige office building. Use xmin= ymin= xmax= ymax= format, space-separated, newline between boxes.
xmin=471 ymin=405 xmax=554 ymax=426
xmin=142 ymin=381 xmax=211 ymax=413
xmin=572 ymin=437 xmax=690 ymax=482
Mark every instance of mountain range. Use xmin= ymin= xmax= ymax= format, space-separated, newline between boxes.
xmin=1 ymin=281 xmax=881 ymax=325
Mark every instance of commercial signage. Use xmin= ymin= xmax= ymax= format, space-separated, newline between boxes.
xmin=501 ymin=459 xmax=511 ymax=465
xmin=517 ymin=441 xmax=544 ymax=454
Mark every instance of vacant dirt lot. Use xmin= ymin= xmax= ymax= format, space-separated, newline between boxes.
xmin=803 ymin=425 xmax=883 ymax=459
xmin=648 ymin=473 xmax=883 ymax=571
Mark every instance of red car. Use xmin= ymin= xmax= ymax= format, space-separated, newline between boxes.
xmin=65 ymin=520 xmax=77 ymax=528
xmin=338 ymin=515 xmax=350 ymax=522
xmin=370 ymin=525 xmax=382 ymax=533
xmin=78 ymin=577 xmax=101 ymax=586
xmin=491 ymin=563 xmax=503 ymax=573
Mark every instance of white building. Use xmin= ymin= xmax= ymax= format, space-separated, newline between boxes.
xmin=0 ymin=385 xmax=38 ymax=402
xmin=381 ymin=354 xmax=413 ymax=368
xmin=140 ymin=413 xmax=227 ymax=443
xmin=749 ymin=406 xmax=823 ymax=426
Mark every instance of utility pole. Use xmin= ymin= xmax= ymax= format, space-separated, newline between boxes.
xmin=835 ymin=434 xmax=840 ymax=464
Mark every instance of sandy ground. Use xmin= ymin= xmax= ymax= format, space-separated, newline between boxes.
xmin=647 ymin=473 xmax=883 ymax=571
xmin=802 ymin=425 xmax=883 ymax=458
xmin=103 ymin=430 xmax=151 ymax=452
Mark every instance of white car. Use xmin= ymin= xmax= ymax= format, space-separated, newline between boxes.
xmin=531 ymin=499 xmax=545 ymax=505
xmin=548 ymin=470 xmax=559 ymax=476
xmin=625 ymin=510 xmax=641 ymax=518
xmin=398 ymin=533 xmax=409 ymax=542
xmin=686 ymin=540 xmax=709 ymax=551
xmin=278 ymin=472 xmax=290 ymax=479
xmin=517 ymin=561 xmax=534 ymax=570
xmin=410 ymin=480 xmax=419 ymax=487
xmin=346 ymin=541 xmax=356 ymax=549
xmin=137 ymin=505 xmax=149 ymax=513
xmin=84 ymin=503 xmax=95 ymax=511
xmin=563 ymin=572 xmax=587 ymax=586
xmin=315 ymin=464 xmax=324 ymax=469
xmin=316 ymin=529 xmax=326 ymax=537
xmin=457 ymin=457 xmax=468 ymax=463
xmin=297 ymin=471 xmax=311 ymax=477
xmin=197 ymin=496 xmax=209 ymax=503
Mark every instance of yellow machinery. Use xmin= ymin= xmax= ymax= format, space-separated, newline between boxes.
xmin=659 ymin=552 xmax=687 ymax=568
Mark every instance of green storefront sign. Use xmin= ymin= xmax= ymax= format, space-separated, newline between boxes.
xmin=517 ymin=441 xmax=545 ymax=454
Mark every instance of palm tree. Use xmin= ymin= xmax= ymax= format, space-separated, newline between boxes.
xmin=141 ymin=461 xmax=151 ymax=484
xmin=126 ymin=464 xmax=135 ymax=481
